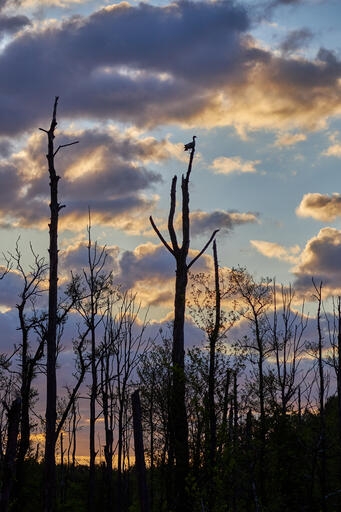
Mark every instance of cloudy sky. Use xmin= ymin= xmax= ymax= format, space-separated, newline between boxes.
xmin=0 ymin=0 xmax=341 ymax=317
xmin=1 ymin=0 xmax=341 ymax=458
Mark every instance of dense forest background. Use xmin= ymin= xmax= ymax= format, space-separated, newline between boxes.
xmin=0 ymin=100 xmax=340 ymax=512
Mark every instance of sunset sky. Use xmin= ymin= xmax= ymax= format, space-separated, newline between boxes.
xmin=1 ymin=0 xmax=341 ymax=456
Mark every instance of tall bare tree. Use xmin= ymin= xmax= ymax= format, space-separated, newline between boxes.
xmin=150 ymin=137 xmax=218 ymax=511
xmin=39 ymin=97 xmax=78 ymax=512
xmin=7 ymin=241 xmax=48 ymax=498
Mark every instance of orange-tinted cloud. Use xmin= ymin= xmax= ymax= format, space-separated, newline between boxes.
xmin=0 ymin=128 xmax=168 ymax=231
xmin=0 ymin=2 xmax=340 ymax=136
xmin=250 ymin=239 xmax=300 ymax=263
xmin=211 ymin=156 xmax=261 ymax=175
xmin=293 ymin=227 xmax=341 ymax=295
xmin=296 ymin=193 xmax=341 ymax=222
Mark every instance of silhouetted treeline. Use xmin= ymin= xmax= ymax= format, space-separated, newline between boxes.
xmin=0 ymin=100 xmax=340 ymax=512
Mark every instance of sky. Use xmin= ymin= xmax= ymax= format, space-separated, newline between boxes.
xmin=1 ymin=0 xmax=341 ymax=457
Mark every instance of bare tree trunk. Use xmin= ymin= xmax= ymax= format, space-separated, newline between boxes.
xmin=150 ymin=137 xmax=218 ymax=512
xmin=88 ymin=316 xmax=97 ymax=511
xmin=132 ymin=390 xmax=150 ymax=512
xmin=337 ymin=297 xmax=341 ymax=487
xmin=41 ymin=97 xmax=78 ymax=512
xmin=207 ymin=240 xmax=220 ymax=511
xmin=255 ymin=317 xmax=266 ymax=508
xmin=0 ymin=398 xmax=21 ymax=512
xmin=218 ymin=368 xmax=230 ymax=456
xmin=232 ymin=371 xmax=238 ymax=512
xmin=72 ymin=402 xmax=77 ymax=468
xmin=313 ymin=281 xmax=327 ymax=512
xmin=149 ymin=371 xmax=155 ymax=512
xmin=43 ymin=97 xmax=60 ymax=512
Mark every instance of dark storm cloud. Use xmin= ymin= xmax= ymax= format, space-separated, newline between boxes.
xmin=280 ymin=28 xmax=313 ymax=55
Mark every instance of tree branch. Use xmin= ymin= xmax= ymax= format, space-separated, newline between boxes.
xmin=149 ymin=216 xmax=174 ymax=256
xmin=54 ymin=141 xmax=79 ymax=157
xmin=187 ymin=229 xmax=219 ymax=270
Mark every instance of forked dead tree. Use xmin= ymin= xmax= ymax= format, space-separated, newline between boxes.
xmin=150 ymin=137 xmax=218 ymax=511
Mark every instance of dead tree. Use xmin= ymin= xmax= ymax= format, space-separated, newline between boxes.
xmin=39 ymin=97 xmax=78 ymax=512
xmin=327 ymin=296 xmax=341 ymax=488
xmin=132 ymin=390 xmax=150 ymax=512
xmin=68 ymin=219 xmax=111 ymax=512
xmin=312 ymin=280 xmax=327 ymax=512
xmin=207 ymin=241 xmax=220 ymax=487
xmin=8 ymin=242 xmax=48 ymax=470
xmin=268 ymin=283 xmax=308 ymax=416
xmin=150 ymin=137 xmax=218 ymax=511
xmin=0 ymin=397 xmax=21 ymax=512
xmin=114 ymin=292 xmax=149 ymax=511
xmin=230 ymin=268 xmax=272 ymax=509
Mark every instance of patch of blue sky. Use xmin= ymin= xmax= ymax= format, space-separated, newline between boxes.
xmin=251 ymin=0 xmax=341 ymax=59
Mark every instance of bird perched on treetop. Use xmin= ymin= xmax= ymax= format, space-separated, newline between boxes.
xmin=184 ymin=135 xmax=197 ymax=151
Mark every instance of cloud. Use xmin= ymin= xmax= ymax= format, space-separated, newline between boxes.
xmin=293 ymin=227 xmax=341 ymax=294
xmin=296 ymin=193 xmax=341 ymax=222
xmin=114 ymin=242 xmax=212 ymax=307
xmin=0 ymin=137 xmax=13 ymax=157
xmin=190 ymin=210 xmax=259 ymax=236
xmin=0 ymin=0 xmax=250 ymax=134
xmin=0 ymin=269 xmax=25 ymax=309
xmin=0 ymin=14 xmax=30 ymax=37
xmin=0 ymin=127 xmax=166 ymax=232
xmin=279 ymin=28 xmax=313 ymax=56
xmin=323 ymin=143 xmax=341 ymax=158
xmin=250 ymin=239 xmax=300 ymax=264
xmin=211 ymin=156 xmax=261 ymax=175
xmin=270 ymin=0 xmax=305 ymax=6
xmin=274 ymin=132 xmax=306 ymax=147
xmin=59 ymin=241 xmax=119 ymax=279
xmin=0 ymin=2 xmax=340 ymax=136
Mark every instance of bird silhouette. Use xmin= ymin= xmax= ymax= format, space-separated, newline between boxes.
xmin=184 ymin=135 xmax=197 ymax=151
